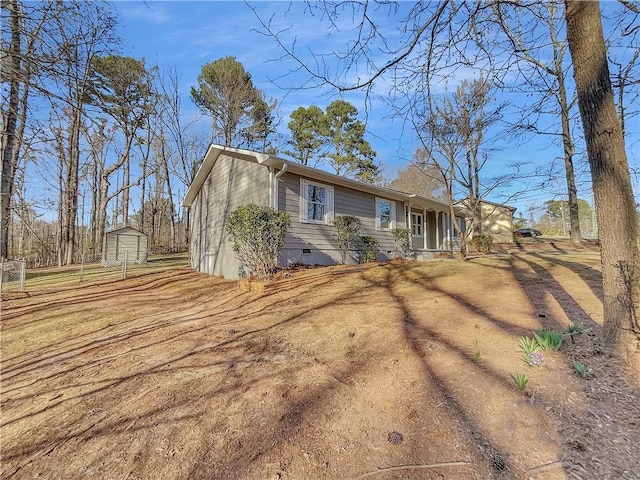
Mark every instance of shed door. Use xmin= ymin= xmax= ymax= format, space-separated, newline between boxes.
xmin=116 ymin=234 xmax=140 ymax=260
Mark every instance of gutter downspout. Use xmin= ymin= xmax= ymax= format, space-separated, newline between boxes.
xmin=272 ymin=163 xmax=287 ymax=209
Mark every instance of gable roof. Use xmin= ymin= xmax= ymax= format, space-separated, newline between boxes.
xmin=105 ymin=226 xmax=147 ymax=236
xmin=182 ymin=144 xmax=463 ymax=214
xmin=455 ymin=197 xmax=517 ymax=213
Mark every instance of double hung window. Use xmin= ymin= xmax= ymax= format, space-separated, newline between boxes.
xmin=300 ymin=179 xmax=334 ymax=224
xmin=411 ymin=213 xmax=423 ymax=236
xmin=375 ymin=198 xmax=396 ymax=230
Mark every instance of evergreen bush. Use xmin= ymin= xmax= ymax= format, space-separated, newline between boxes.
xmin=471 ymin=234 xmax=493 ymax=254
xmin=225 ymin=204 xmax=291 ymax=279
xmin=392 ymin=228 xmax=413 ymax=259
xmin=334 ymin=215 xmax=362 ymax=264
xmin=356 ymin=235 xmax=379 ymax=263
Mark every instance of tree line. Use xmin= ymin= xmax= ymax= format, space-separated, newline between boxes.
xmin=0 ymin=2 xmax=379 ymax=267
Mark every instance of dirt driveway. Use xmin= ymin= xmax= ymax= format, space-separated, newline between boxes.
xmin=1 ymin=244 xmax=639 ymax=479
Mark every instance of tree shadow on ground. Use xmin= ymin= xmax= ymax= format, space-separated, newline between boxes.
xmin=508 ymin=254 xmax=601 ymax=329
xmin=358 ymin=264 xmax=566 ymax=477
xmin=526 ymin=251 xmax=603 ymax=302
xmin=1 ymin=258 xmax=619 ymax=480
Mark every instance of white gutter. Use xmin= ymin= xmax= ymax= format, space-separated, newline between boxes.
xmin=271 ymin=163 xmax=287 ymax=209
xmin=275 ymin=163 xmax=288 ymax=180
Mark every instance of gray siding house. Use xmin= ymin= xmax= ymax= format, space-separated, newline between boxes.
xmin=182 ymin=145 xmax=465 ymax=279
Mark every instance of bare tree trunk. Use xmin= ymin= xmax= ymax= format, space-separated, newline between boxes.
xmin=162 ymin=154 xmax=177 ymax=250
xmin=96 ymin=135 xmax=136 ymax=251
xmin=90 ymin=156 xmax=99 ymax=253
xmin=554 ymin=28 xmax=582 ymax=244
xmin=1 ymin=0 xmax=22 ymax=260
xmin=122 ymin=156 xmax=130 ymax=226
xmin=495 ymin=2 xmax=583 ymax=243
xmin=565 ymin=0 xmax=640 ymax=366
xmin=63 ymin=106 xmax=81 ymax=265
xmin=466 ymin=152 xmax=479 ymax=236
xmin=96 ymin=176 xmax=110 ymax=258
xmin=57 ymin=161 xmax=64 ymax=266
xmin=140 ymin=158 xmax=147 ymax=232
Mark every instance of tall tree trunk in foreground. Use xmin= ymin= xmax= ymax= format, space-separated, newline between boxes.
xmin=564 ymin=0 xmax=640 ymax=369
xmin=1 ymin=0 xmax=22 ymax=259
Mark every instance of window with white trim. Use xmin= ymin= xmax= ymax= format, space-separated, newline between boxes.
xmin=375 ymin=198 xmax=396 ymax=230
xmin=300 ymin=179 xmax=334 ymax=224
xmin=411 ymin=213 xmax=423 ymax=236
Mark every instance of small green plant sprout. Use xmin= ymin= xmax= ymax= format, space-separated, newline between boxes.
xmin=519 ymin=336 xmax=540 ymax=356
xmin=519 ymin=336 xmax=544 ymax=367
xmin=573 ymin=361 xmax=586 ymax=377
xmin=534 ymin=328 xmax=563 ymax=351
xmin=567 ymin=324 xmax=583 ymax=334
xmin=510 ymin=372 xmax=529 ymax=391
xmin=472 ymin=340 xmax=482 ymax=363
xmin=472 ymin=351 xmax=482 ymax=363
xmin=566 ymin=324 xmax=584 ymax=344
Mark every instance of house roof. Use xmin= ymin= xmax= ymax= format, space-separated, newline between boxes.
xmin=182 ymin=144 xmax=462 ymax=214
xmin=105 ymin=226 xmax=147 ymax=236
xmin=455 ymin=197 xmax=517 ymax=213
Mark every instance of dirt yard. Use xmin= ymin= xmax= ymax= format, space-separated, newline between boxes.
xmin=1 ymin=243 xmax=639 ymax=480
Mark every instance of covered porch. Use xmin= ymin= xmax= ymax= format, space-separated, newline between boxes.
xmin=404 ymin=197 xmax=465 ymax=258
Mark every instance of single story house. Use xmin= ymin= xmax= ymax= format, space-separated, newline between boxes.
xmin=103 ymin=226 xmax=149 ymax=266
xmin=456 ymin=198 xmax=517 ymax=244
xmin=182 ymin=145 xmax=467 ymax=279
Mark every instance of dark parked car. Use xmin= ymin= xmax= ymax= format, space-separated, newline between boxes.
xmin=514 ymin=228 xmax=542 ymax=237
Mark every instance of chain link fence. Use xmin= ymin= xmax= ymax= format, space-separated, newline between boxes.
xmin=1 ymin=259 xmax=27 ymax=292
xmin=1 ymin=253 xmax=187 ymax=294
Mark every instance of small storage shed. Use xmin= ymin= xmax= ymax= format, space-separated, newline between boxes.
xmin=103 ymin=227 xmax=149 ymax=266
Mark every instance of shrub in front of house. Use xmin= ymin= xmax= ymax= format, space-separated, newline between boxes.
xmin=225 ymin=204 xmax=291 ymax=279
xmin=356 ymin=235 xmax=380 ymax=263
xmin=334 ymin=215 xmax=362 ymax=264
xmin=392 ymin=227 xmax=413 ymax=260
xmin=470 ymin=234 xmax=493 ymax=254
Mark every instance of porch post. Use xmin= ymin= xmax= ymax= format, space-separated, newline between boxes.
xmin=435 ymin=211 xmax=440 ymax=249
xmin=443 ymin=211 xmax=448 ymax=248
xmin=423 ymin=208 xmax=427 ymax=249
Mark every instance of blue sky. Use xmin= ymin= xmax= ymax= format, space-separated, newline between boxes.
xmin=111 ymin=0 xmax=639 ymax=219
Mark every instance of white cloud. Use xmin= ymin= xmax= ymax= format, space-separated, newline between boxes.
xmin=116 ymin=2 xmax=172 ymax=25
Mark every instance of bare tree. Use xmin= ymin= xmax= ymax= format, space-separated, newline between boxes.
xmin=1 ymin=1 xmax=61 ymax=259
xmin=493 ymin=0 xmax=583 ymax=244
xmin=1 ymin=0 xmax=119 ymax=263
xmin=156 ymin=66 xmax=207 ymax=249
xmin=564 ymin=0 xmax=640 ymax=365
xmin=87 ymin=55 xmax=155 ymax=229
xmin=412 ymin=76 xmax=508 ymax=250
xmin=387 ymin=161 xmax=445 ymax=200
xmin=49 ymin=3 xmax=118 ymax=265
xmin=608 ymin=0 xmax=640 ymax=143
xmin=1 ymin=0 xmax=24 ymax=259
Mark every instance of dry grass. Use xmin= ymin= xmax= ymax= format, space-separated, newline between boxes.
xmin=1 ymin=244 xmax=638 ymax=480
